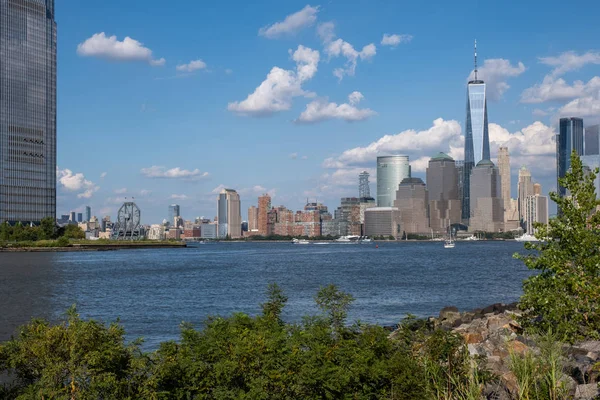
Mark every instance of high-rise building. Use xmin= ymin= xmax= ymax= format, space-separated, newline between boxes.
xmin=85 ymin=206 xmax=91 ymax=222
xmin=497 ymin=147 xmax=519 ymax=230
xmin=557 ymin=117 xmax=584 ymax=198
xmin=364 ymin=207 xmax=401 ymax=239
xmin=359 ymin=171 xmax=371 ymax=198
xmin=469 ymin=160 xmax=504 ymax=232
xmin=426 ymin=153 xmax=461 ymax=233
xmin=525 ymin=194 xmax=549 ymax=235
xmin=518 ymin=166 xmax=534 ymax=223
xmin=257 ymin=194 xmax=271 ymax=235
xmin=70 ymin=211 xmax=76 ymax=222
xmin=248 ymin=206 xmax=258 ymax=232
xmin=338 ymin=197 xmax=362 ymax=236
xmin=533 ymin=183 xmax=542 ymax=196
xmin=217 ymin=189 xmax=241 ymax=238
xmin=0 ymin=0 xmax=57 ymax=224
xmin=168 ymin=204 xmax=180 ymax=224
xmin=462 ymin=41 xmax=490 ymax=222
xmin=77 ymin=213 xmax=83 ymax=223
xmin=377 ymin=155 xmax=410 ymax=207
xmin=581 ymin=154 xmax=600 ymax=196
xmin=394 ymin=177 xmax=429 ymax=235
xmin=584 ymin=125 xmax=600 ymax=156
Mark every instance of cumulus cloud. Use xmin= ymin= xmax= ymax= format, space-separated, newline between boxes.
xmin=77 ymin=32 xmax=165 ymax=66
xmin=521 ymin=76 xmax=600 ymax=103
xmin=540 ymin=50 xmax=600 ymax=77
xmin=176 ymin=59 xmax=207 ymax=72
xmin=228 ymin=45 xmax=319 ymax=116
xmin=558 ymin=94 xmax=600 ymax=122
xmin=100 ymin=172 xmax=107 ymax=179
xmin=114 ymin=188 xmax=127 ymax=194
xmin=319 ymin=22 xmax=376 ymax=81
xmin=141 ymin=166 xmax=210 ymax=180
xmin=259 ymin=5 xmax=319 ymax=39
xmin=296 ymin=91 xmax=376 ymax=123
xmin=57 ymin=168 xmax=100 ymax=199
xmin=467 ymin=58 xmax=526 ymax=101
xmin=381 ymin=33 xmax=413 ymax=47
xmin=170 ymin=194 xmax=189 ymax=200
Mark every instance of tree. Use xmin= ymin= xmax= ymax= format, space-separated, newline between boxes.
xmin=314 ymin=284 xmax=354 ymax=331
xmin=516 ymin=151 xmax=600 ymax=341
xmin=40 ymin=217 xmax=56 ymax=240
xmin=62 ymin=224 xmax=85 ymax=239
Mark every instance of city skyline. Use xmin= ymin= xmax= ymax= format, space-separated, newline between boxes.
xmin=45 ymin=1 xmax=600 ymax=223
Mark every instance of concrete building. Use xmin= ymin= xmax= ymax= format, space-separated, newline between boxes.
xmin=217 ymin=189 xmax=241 ymax=239
xmin=557 ymin=117 xmax=584 ymax=198
xmin=364 ymin=207 xmax=401 ymax=239
xmin=200 ymin=223 xmax=217 ymax=239
xmin=77 ymin=213 xmax=83 ymax=223
xmin=394 ymin=177 xmax=429 ymax=235
xmin=377 ymin=155 xmax=410 ymax=207
xmin=469 ymin=160 xmax=504 ymax=232
xmin=359 ymin=171 xmax=371 ymax=198
xmin=85 ymin=206 xmax=91 ymax=222
xmin=525 ymin=194 xmax=549 ymax=234
xmin=359 ymin=197 xmax=376 ymax=226
xmin=168 ymin=204 xmax=180 ymax=225
xmin=147 ymin=224 xmax=166 ymax=240
xmin=426 ymin=153 xmax=461 ymax=233
xmin=248 ymin=206 xmax=258 ymax=232
xmin=70 ymin=211 xmax=76 ymax=222
xmin=257 ymin=194 xmax=271 ymax=235
xmin=497 ymin=147 xmax=520 ymax=230
xmin=518 ymin=166 xmax=534 ymax=224
xmin=167 ymin=228 xmax=181 ymax=240
xmin=585 ymin=124 xmax=600 ymax=156
xmin=0 ymin=0 xmax=57 ymax=224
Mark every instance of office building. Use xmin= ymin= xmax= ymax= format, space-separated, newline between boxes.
xmin=497 ymin=147 xmax=519 ymax=230
xmin=426 ymin=153 xmax=461 ymax=233
xmin=557 ymin=117 xmax=584 ymax=198
xmin=248 ymin=206 xmax=258 ymax=232
xmin=585 ymin=125 xmax=600 ymax=156
xmin=336 ymin=197 xmax=362 ymax=236
xmin=359 ymin=171 xmax=371 ymax=198
xmin=469 ymin=160 xmax=504 ymax=232
xmin=581 ymin=154 xmax=600 ymax=196
xmin=364 ymin=207 xmax=401 ymax=239
xmin=77 ymin=213 xmax=82 ymax=223
xmin=525 ymin=194 xmax=548 ymax=234
xmin=377 ymin=155 xmax=410 ymax=207
xmin=0 ymin=0 xmax=57 ymax=224
xmin=147 ymin=224 xmax=166 ymax=241
xmin=85 ymin=206 xmax=91 ymax=222
xmin=533 ymin=183 xmax=542 ymax=196
xmin=518 ymin=166 xmax=534 ymax=223
xmin=462 ymin=41 xmax=490 ymax=222
xmin=394 ymin=177 xmax=429 ymax=235
xmin=168 ymin=204 xmax=180 ymax=225
xmin=258 ymin=194 xmax=271 ymax=235
xmin=217 ymin=189 xmax=241 ymax=238
xmin=200 ymin=223 xmax=218 ymax=239
xmin=70 ymin=211 xmax=76 ymax=222
xmin=359 ymin=197 xmax=376 ymax=226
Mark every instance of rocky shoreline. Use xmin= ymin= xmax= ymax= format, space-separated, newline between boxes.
xmin=389 ymin=304 xmax=600 ymax=399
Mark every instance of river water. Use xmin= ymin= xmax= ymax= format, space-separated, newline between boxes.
xmin=0 ymin=241 xmax=531 ymax=349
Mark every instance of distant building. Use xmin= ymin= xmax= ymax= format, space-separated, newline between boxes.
xmin=294 ymin=210 xmax=321 ymax=237
xmin=359 ymin=171 xmax=371 ymax=198
xmin=85 ymin=206 xmax=91 ymax=222
xmin=258 ymin=194 xmax=271 ymax=235
xmin=497 ymin=147 xmax=519 ymax=230
xmin=338 ymin=197 xmax=362 ymax=236
xmin=218 ymin=189 xmax=242 ymax=239
xmin=469 ymin=160 xmax=504 ymax=232
xmin=581 ymin=154 xmax=600 ymax=196
xmin=394 ymin=177 xmax=429 ymax=235
xmin=200 ymin=223 xmax=218 ymax=239
xmin=525 ymin=194 xmax=549 ymax=234
xmin=167 ymin=228 xmax=181 ymax=240
xmin=358 ymin=197 xmax=376 ymax=226
xmin=248 ymin=206 xmax=258 ymax=232
xmin=426 ymin=153 xmax=461 ymax=233
xmin=70 ymin=211 xmax=76 ymax=222
xmin=377 ymin=155 xmax=410 ymax=207
xmin=183 ymin=226 xmax=201 ymax=239
xmin=585 ymin=124 xmax=600 ymax=156
xmin=168 ymin=204 xmax=180 ymax=225
xmin=518 ymin=166 xmax=534 ymax=224
xmin=557 ymin=117 xmax=584 ymax=198
xmin=77 ymin=213 xmax=83 ymax=223
xmin=148 ymin=225 xmax=166 ymax=240
xmin=364 ymin=207 xmax=401 ymax=239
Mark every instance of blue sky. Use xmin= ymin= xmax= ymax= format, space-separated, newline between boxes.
xmin=56 ymin=0 xmax=600 ymax=222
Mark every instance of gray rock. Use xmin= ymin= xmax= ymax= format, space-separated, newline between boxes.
xmin=574 ymin=383 xmax=600 ymax=399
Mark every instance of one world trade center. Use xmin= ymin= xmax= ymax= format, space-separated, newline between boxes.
xmin=462 ymin=40 xmax=490 ymax=222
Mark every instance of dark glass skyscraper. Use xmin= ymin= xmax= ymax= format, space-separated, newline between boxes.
xmin=557 ymin=117 xmax=584 ymax=197
xmin=0 ymin=0 xmax=57 ymax=223
xmin=462 ymin=41 xmax=490 ymax=221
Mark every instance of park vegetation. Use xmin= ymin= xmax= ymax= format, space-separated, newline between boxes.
xmin=0 ymin=218 xmax=84 ymax=248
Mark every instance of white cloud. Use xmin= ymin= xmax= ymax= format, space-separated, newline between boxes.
xmin=170 ymin=194 xmax=189 ymax=200
xmin=259 ymin=5 xmax=319 ymax=39
xmin=558 ymin=95 xmax=600 ymax=121
xmin=319 ymin=22 xmax=376 ymax=81
xmin=140 ymin=189 xmax=152 ymax=196
xmin=176 ymin=59 xmax=207 ymax=72
xmin=100 ymin=172 xmax=107 ymax=179
xmin=290 ymin=153 xmax=298 ymax=159
xmin=239 ymin=185 xmax=277 ymax=198
xmin=532 ymin=108 xmax=550 ymax=117
xmin=381 ymin=33 xmax=413 ymax=47
xmin=467 ymin=58 xmax=526 ymax=101
xmin=77 ymin=32 xmax=165 ymax=66
xmin=228 ymin=45 xmax=319 ymax=116
xmin=114 ymin=188 xmax=127 ymax=194
xmin=296 ymin=91 xmax=376 ymax=123
xmin=141 ymin=166 xmax=210 ymax=180
xmin=539 ymin=50 xmax=600 ymax=77
xmin=57 ymin=168 xmax=100 ymax=199
xmin=211 ymin=184 xmax=227 ymax=194
xmin=225 ymin=68 xmax=233 ymax=74
xmin=521 ymin=76 xmax=600 ymax=103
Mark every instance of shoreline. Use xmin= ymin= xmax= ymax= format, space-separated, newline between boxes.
xmin=0 ymin=242 xmax=187 ymax=252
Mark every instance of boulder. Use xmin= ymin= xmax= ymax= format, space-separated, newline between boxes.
xmin=574 ymin=383 xmax=600 ymax=399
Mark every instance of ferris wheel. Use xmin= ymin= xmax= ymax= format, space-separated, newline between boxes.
xmin=113 ymin=202 xmax=142 ymax=240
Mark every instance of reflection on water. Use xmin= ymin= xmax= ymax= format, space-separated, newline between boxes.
xmin=0 ymin=242 xmax=531 ymax=349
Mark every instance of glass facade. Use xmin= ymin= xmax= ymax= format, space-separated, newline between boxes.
xmin=376 ymin=155 xmax=410 ymax=207
xmin=462 ymin=80 xmax=490 ymax=221
xmin=0 ymin=0 xmax=57 ymax=223
xmin=557 ymin=118 xmax=584 ymax=198
xmin=584 ymin=124 xmax=600 ymax=156
xmin=168 ymin=204 xmax=180 ymax=223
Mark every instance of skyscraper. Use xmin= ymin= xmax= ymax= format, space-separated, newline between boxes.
xmin=584 ymin=125 xmax=600 ymax=156
xmin=497 ymin=147 xmax=511 ymax=211
xmin=359 ymin=171 xmax=371 ymax=198
xmin=518 ymin=166 xmax=534 ymax=223
xmin=85 ymin=206 xmax=91 ymax=222
xmin=0 ymin=0 xmax=57 ymax=224
xmin=248 ymin=206 xmax=258 ymax=232
xmin=557 ymin=117 xmax=584 ymax=197
xmin=217 ymin=189 xmax=241 ymax=238
xmin=376 ymin=155 xmax=410 ymax=207
xmin=426 ymin=153 xmax=461 ymax=233
xmin=168 ymin=204 xmax=180 ymax=225
xmin=462 ymin=40 xmax=490 ymax=222
xmin=394 ymin=177 xmax=429 ymax=235
xmin=77 ymin=213 xmax=83 ymax=223
xmin=525 ymin=194 xmax=548 ymax=235
xmin=469 ymin=160 xmax=504 ymax=232
xmin=257 ymin=194 xmax=271 ymax=235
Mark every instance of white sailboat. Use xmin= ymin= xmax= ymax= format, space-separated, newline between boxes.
xmin=443 ymin=220 xmax=455 ymax=249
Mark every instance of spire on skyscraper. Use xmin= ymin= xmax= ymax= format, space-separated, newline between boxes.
xmin=474 ymin=39 xmax=478 ymax=81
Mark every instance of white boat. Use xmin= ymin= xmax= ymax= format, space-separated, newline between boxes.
xmin=515 ymin=234 xmax=539 ymax=242
xmin=359 ymin=237 xmax=372 ymax=243
xmin=292 ymin=238 xmax=310 ymax=244
xmin=444 ymin=240 xmax=455 ymax=249
xmin=313 ymin=242 xmax=329 ymax=245
xmin=336 ymin=235 xmax=360 ymax=242
xmin=464 ymin=235 xmax=479 ymax=241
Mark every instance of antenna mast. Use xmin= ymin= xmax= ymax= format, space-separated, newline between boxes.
xmin=474 ymin=39 xmax=478 ymax=81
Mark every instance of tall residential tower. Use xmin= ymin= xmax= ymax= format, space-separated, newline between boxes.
xmin=462 ymin=40 xmax=490 ymax=222
xmin=0 ymin=0 xmax=57 ymax=223
xmin=557 ymin=117 xmax=584 ymax=198
xmin=359 ymin=171 xmax=371 ymax=198
xmin=217 ymin=189 xmax=241 ymax=239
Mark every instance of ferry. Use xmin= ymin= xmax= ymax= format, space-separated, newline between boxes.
xmin=514 ymin=234 xmax=539 ymax=242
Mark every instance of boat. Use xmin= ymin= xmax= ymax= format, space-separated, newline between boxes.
xmin=515 ymin=234 xmax=539 ymax=242
xmin=359 ymin=237 xmax=372 ymax=243
xmin=313 ymin=242 xmax=329 ymax=245
xmin=464 ymin=235 xmax=479 ymax=241
xmin=444 ymin=240 xmax=455 ymax=249
xmin=335 ymin=235 xmax=360 ymax=243
xmin=292 ymin=238 xmax=310 ymax=244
